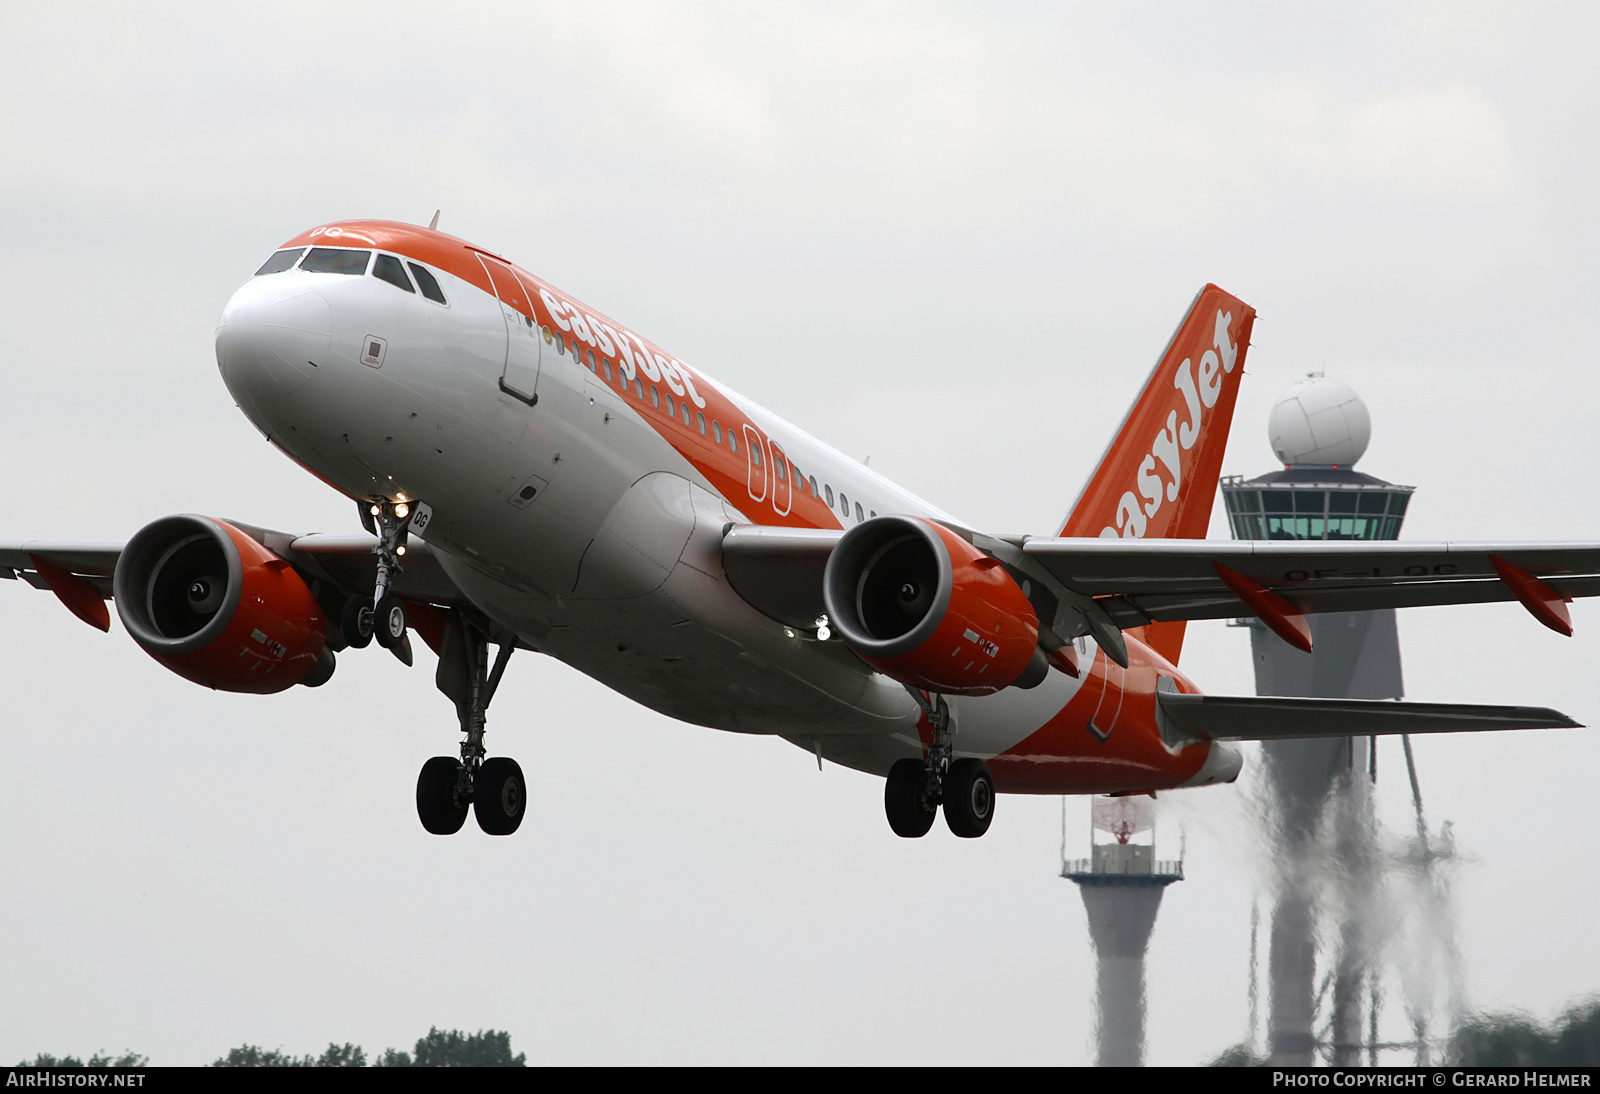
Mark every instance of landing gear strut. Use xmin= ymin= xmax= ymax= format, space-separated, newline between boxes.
xmin=416 ymin=611 xmax=527 ymax=836
xmin=884 ymin=691 xmax=995 ymax=839
xmin=363 ymin=498 xmax=416 ymax=660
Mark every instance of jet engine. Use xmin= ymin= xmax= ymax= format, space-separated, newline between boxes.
xmin=822 ymin=516 xmax=1045 ymax=695
xmin=113 ymin=515 xmax=331 ymax=693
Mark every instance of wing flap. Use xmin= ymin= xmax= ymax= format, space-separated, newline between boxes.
xmin=1157 ymin=690 xmax=1581 ymax=743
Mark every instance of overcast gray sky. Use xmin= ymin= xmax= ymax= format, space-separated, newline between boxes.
xmin=4 ymin=1 xmax=1599 ymax=1065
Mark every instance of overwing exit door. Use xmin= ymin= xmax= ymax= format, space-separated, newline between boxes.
xmin=477 ymin=254 xmax=541 ymax=404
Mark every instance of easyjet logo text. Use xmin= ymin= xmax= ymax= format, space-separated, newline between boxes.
xmin=538 ymin=288 xmax=707 ymax=410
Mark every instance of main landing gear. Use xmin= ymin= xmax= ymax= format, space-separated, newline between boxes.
xmin=342 ymin=498 xmax=526 ymax=837
xmin=416 ymin=611 xmax=527 ymax=837
xmin=884 ymin=692 xmax=995 ymax=839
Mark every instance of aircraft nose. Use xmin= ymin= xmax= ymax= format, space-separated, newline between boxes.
xmin=215 ymin=279 xmax=333 ymax=409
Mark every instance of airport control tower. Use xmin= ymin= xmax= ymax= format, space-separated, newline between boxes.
xmin=1062 ymin=796 xmax=1183 ymax=1067
xmin=1219 ymin=375 xmax=1412 ymax=1066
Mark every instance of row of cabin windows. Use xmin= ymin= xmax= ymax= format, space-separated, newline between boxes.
xmin=259 ymin=251 xmax=881 ymax=524
xmin=255 ymin=247 xmax=449 ymax=305
xmin=559 ymin=330 xmax=877 ymax=524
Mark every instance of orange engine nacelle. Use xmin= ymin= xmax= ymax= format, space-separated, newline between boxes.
xmin=113 ymin=515 xmax=329 ymax=693
xmin=822 ymin=516 xmax=1043 ymax=696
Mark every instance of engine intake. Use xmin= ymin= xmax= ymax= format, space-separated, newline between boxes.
xmin=822 ymin=516 xmax=1043 ymax=696
xmin=114 ymin=515 xmax=329 ymax=693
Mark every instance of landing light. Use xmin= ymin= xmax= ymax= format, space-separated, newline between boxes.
xmin=395 ymin=503 xmax=410 ymax=518
xmin=397 ymin=546 xmax=407 ymax=556
xmin=369 ymin=505 xmax=381 ymax=516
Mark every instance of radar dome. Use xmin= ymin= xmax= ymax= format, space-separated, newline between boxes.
xmin=1268 ymin=375 xmax=1371 ymax=467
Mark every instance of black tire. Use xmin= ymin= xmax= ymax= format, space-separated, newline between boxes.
xmin=417 ymin=756 xmax=467 ymax=835
xmin=373 ymin=594 xmax=407 ymax=650
xmin=884 ymin=758 xmax=936 ymax=838
xmin=341 ymin=597 xmax=374 ymax=650
xmin=474 ymin=757 xmax=526 ymax=836
xmin=943 ymin=759 xmax=995 ymax=838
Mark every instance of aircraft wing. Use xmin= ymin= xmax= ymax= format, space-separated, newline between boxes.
xmin=720 ymin=525 xmax=840 ymax=629
xmin=1017 ymin=537 xmax=1600 ymax=631
xmin=722 ymin=524 xmax=1600 ymax=641
xmin=1156 ymin=690 xmax=1581 ymax=743
xmin=1 ymin=524 xmax=467 ymax=629
xmin=0 ymin=542 xmax=122 ymax=597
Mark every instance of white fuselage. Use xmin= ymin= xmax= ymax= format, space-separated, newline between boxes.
xmin=215 ymin=243 xmax=1122 ymax=778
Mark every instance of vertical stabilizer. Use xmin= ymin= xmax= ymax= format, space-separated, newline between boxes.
xmin=1058 ymin=285 xmax=1256 ymax=662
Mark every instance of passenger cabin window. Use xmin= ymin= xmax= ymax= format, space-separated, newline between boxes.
xmin=301 ymin=248 xmax=371 ymax=275
xmin=602 ymin=359 xmax=613 ymax=382
xmin=809 ymin=476 xmax=819 ymax=498
xmin=855 ymin=502 xmax=864 ymax=522
xmin=665 ymin=393 xmax=676 ymax=417
xmin=650 ymin=385 xmax=660 ymax=408
xmin=634 ymin=378 xmax=644 ymax=400
xmin=775 ymin=459 xmax=786 ymax=482
xmin=752 ymin=445 xmax=762 ymax=469
xmin=824 ymin=485 xmax=834 ymax=507
xmin=681 ymin=402 xmax=691 ymax=427
xmin=696 ymin=411 xmax=706 ymax=436
xmin=729 ymin=432 xmax=738 ymax=455
xmin=407 ymin=262 xmax=448 ymax=305
xmin=839 ymin=493 xmax=849 ymax=516
xmin=255 ymin=248 xmax=304 ymax=276
xmin=372 ymin=254 xmax=415 ymax=293
xmin=713 ymin=422 xmax=722 ymax=443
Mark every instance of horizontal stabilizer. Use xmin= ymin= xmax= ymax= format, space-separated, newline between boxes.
xmin=1157 ymin=689 xmax=1580 ymax=743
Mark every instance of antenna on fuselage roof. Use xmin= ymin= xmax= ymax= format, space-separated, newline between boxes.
xmin=428 ymin=209 xmax=441 ymax=231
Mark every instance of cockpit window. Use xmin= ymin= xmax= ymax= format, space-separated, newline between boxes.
xmin=300 ymin=248 xmax=371 ymax=275
xmin=372 ymin=254 xmax=415 ymax=293
xmin=407 ymin=262 xmax=448 ymax=305
xmin=255 ymin=248 xmax=304 ymax=276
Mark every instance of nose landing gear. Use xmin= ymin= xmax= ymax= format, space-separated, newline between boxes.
xmin=360 ymin=498 xmax=422 ymax=661
xmin=884 ymin=691 xmax=995 ymax=839
xmin=418 ymin=611 xmax=526 ymax=836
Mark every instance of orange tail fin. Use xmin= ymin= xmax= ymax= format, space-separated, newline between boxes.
xmin=1058 ymin=284 xmax=1257 ymax=663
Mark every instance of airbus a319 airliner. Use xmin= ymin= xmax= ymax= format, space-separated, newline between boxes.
xmin=6 ymin=219 xmax=1595 ymax=839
